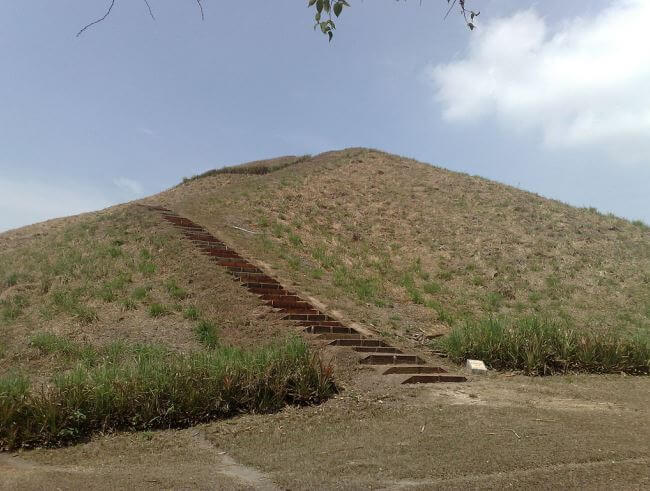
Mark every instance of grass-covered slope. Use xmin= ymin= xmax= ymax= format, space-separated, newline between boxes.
xmin=150 ymin=148 xmax=649 ymax=371
xmin=0 ymin=205 xmax=335 ymax=449
xmin=0 ymin=205 xmax=295 ymax=377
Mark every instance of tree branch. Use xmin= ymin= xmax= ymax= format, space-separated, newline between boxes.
xmin=143 ymin=0 xmax=156 ymax=21
xmin=76 ymin=0 xmax=116 ymax=37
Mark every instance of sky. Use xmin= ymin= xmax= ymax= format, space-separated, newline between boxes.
xmin=1 ymin=0 xmax=648 ymax=232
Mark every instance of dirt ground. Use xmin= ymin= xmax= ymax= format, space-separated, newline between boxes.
xmin=2 ymin=352 xmax=648 ymax=489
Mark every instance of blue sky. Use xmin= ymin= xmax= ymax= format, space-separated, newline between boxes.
xmin=1 ymin=0 xmax=648 ymax=232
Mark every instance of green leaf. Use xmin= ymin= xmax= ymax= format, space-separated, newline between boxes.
xmin=334 ymin=2 xmax=343 ymax=17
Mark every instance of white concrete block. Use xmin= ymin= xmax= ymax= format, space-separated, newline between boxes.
xmin=466 ymin=359 xmax=487 ymax=374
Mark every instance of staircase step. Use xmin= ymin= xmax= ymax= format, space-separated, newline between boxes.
xmin=316 ymin=333 xmax=365 ymax=340
xmin=262 ymin=298 xmax=311 ymax=308
xmin=163 ymin=217 xmax=199 ymax=227
xmin=283 ymin=313 xmax=328 ymax=321
xmin=329 ymin=339 xmax=388 ymax=347
xmin=304 ymin=325 xmax=359 ymax=335
xmin=276 ymin=307 xmax=320 ymax=315
xmin=248 ymin=287 xmax=292 ymax=295
xmin=232 ymin=272 xmax=279 ymax=284
xmin=199 ymin=245 xmax=232 ymax=253
xmin=210 ymin=259 xmax=253 ymax=268
xmin=260 ymin=294 xmax=302 ymax=302
xmin=353 ymin=347 xmax=402 ymax=354
xmin=176 ymin=225 xmax=206 ymax=232
xmin=383 ymin=366 xmax=447 ymax=375
xmin=352 ymin=346 xmax=402 ymax=354
xmin=401 ymin=375 xmax=467 ymax=384
xmin=296 ymin=320 xmax=344 ymax=328
xmin=359 ymin=354 xmax=426 ymax=365
xmin=243 ymin=283 xmax=285 ymax=291
xmin=190 ymin=234 xmax=226 ymax=245
xmin=206 ymin=250 xmax=242 ymax=259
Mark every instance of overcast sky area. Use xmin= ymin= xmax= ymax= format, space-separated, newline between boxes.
xmin=1 ymin=0 xmax=648 ymax=232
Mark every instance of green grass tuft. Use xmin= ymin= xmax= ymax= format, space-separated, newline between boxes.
xmin=29 ymin=332 xmax=97 ymax=364
xmin=334 ymin=267 xmax=380 ymax=302
xmin=288 ymin=232 xmax=302 ymax=247
xmin=165 ymin=279 xmax=188 ymax=300
xmin=131 ymin=286 xmax=151 ymax=301
xmin=148 ymin=303 xmax=167 ymax=318
xmin=438 ymin=316 xmax=650 ymax=375
xmin=30 ymin=332 xmax=78 ymax=357
xmin=1 ymin=295 xmax=28 ymax=322
xmin=183 ymin=306 xmax=200 ymax=321
xmin=194 ymin=320 xmax=220 ymax=348
xmin=50 ymin=289 xmax=97 ymax=324
xmin=5 ymin=273 xmax=18 ymax=287
xmin=138 ymin=262 xmax=156 ymax=275
xmin=423 ymin=281 xmax=442 ymax=294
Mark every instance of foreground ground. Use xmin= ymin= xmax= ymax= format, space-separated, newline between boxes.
xmin=2 ymin=365 xmax=649 ymax=489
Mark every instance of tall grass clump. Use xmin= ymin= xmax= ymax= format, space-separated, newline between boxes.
xmin=194 ymin=320 xmax=220 ymax=348
xmin=438 ymin=316 xmax=649 ymax=375
xmin=0 ymin=337 xmax=335 ymax=450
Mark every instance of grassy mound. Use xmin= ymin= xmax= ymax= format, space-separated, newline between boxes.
xmin=0 ymin=337 xmax=335 ymax=450
xmin=439 ymin=316 xmax=650 ymax=375
xmin=157 ymin=148 xmax=650 ymax=349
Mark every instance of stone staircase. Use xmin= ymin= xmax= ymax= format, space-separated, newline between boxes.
xmin=140 ymin=204 xmax=467 ymax=385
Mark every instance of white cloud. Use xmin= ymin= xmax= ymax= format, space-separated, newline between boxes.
xmin=0 ymin=176 xmax=113 ymax=233
xmin=113 ymin=177 xmax=144 ymax=196
xmin=429 ymin=1 xmax=650 ymax=162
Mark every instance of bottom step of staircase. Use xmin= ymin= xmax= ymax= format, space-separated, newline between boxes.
xmin=402 ymin=375 xmax=467 ymax=384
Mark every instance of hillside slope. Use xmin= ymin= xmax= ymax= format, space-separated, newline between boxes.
xmin=146 ymin=148 xmax=650 ymax=346
xmin=0 ymin=205 xmax=292 ymax=380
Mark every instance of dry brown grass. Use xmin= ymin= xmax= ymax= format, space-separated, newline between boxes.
xmin=146 ymin=148 xmax=650 ymax=349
